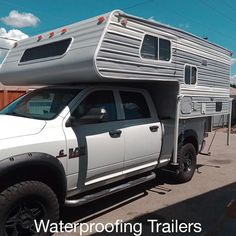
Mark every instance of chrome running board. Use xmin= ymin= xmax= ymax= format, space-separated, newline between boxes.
xmin=65 ymin=172 xmax=156 ymax=207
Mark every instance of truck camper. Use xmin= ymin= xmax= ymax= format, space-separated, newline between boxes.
xmin=0 ymin=10 xmax=232 ymax=235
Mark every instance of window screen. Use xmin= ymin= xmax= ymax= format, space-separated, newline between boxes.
xmin=185 ymin=65 xmax=191 ymax=84
xmin=141 ymin=35 xmax=171 ymax=61
xmin=159 ymin=38 xmax=171 ymax=61
xmin=216 ymin=102 xmax=222 ymax=112
xmin=185 ymin=65 xmax=197 ymax=85
xmin=73 ymin=90 xmax=117 ymax=122
xmin=120 ymin=91 xmax=151 ymax=120
xmin=141 ymin=35 xmax=158 ymax=59
xmin=20 ymin=38 xmax=72 ymax=63
xmin=192 ymin=67 xmax=197 ymax=84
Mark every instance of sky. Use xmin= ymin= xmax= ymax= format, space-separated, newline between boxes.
xmin=1 ymin=0 xmax=236 ymax=83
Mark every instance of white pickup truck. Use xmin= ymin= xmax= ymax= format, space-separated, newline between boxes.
xmin=0 ymin=85 xmax=205 ymax=235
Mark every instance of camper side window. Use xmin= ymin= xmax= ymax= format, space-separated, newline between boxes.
xmin=141 ymin=35 xmax=158 ymax=60
xmin=184 ymin=65 xmax=197 ymax=85
xmin=159 ymin=38 xmax=171 ymax=61
xmin=141 ymin=35 xmax=171 ymax=61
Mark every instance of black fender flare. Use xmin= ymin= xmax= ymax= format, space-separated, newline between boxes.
xmin=178 ymin=129 xmax=199 ymax=152
xmin=0 ymin=152 xmax=67 ymax=202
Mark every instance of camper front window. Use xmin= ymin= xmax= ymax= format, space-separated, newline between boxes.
xmin=141 ymin=35 xmax=171 ymax=61
xmin=20 ymin=38 xmax=72 ymax=64
xmin=184 ymin=65 xmax=197 ymax=85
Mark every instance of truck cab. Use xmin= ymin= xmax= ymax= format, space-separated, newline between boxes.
xmin=0 ymin=84 xmax=162 ymax=191
xmin=0 ymin=84 xmax=204 ymax=235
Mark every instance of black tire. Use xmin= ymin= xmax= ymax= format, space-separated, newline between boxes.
xmin=0 ymin=181 xmax=59 ymax=236
xmin=176 ymin=143 xmax=197 ymax=183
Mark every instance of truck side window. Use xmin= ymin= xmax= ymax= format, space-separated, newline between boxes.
xmin=120 ymin=91 xmax=151 ymax=120
xmin=73 ymin=90 xmax=117 ymax=122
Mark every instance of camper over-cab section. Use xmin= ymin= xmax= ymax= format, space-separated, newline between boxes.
xmin=0 ymin=10 xmax=232 ymax=118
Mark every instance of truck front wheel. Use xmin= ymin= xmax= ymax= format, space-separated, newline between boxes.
xmin=0 ymin=181 xmax=59 ymax=236
xmin=176 ymin=143 xmax=197 ymax=183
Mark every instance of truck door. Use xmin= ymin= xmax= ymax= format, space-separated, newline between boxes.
xmin=118 ymin=89 xmax=162 ymax=171
xmin=64 ymin=89 xmax=124 ymax=189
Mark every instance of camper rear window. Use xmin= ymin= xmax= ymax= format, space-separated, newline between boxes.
xmin=20 ymin=38 xmax=72 ymax=63
xmin=141 ymin=35 xmax=171 ymax=61
xmin=185 ymin=65 xmax=197 ymax=85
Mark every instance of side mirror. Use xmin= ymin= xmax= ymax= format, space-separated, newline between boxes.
xmin=81 ymin=107 xmax=108 ymax=123
xmin=65 ymin=116 xmax=77 ymax=127
xmin=66 ymin=108 xmax=108 ymax=127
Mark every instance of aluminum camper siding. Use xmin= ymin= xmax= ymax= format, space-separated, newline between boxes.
xmin=96 ymin=11 xmax=231 ymax=88
xmin=0 ymin=10 xmax=231 ymax=89
xmin=0 ymin=13 xmax=111 ymax=85
xmin=95 ymin=11 xmax=231 ymax=118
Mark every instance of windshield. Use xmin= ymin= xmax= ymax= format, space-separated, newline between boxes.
xmin=0 ymin=88 xmax=80 ymax=120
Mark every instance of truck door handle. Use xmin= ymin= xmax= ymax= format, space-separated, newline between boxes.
xmin=149 ymin=125 xmax=159 ymax=132
xmin=109 ymin=130 xmax=122 ymax=138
